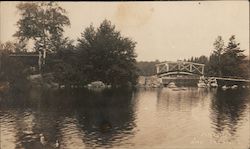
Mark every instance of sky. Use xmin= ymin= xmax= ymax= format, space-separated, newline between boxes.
xmin=0 ymin=1 xmax=249 ymax=61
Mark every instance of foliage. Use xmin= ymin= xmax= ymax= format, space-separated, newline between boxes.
xmin=51 ymin=40 xmax=87 ymax=86
xmin=0 ymin=41 xmax=16 ymax=52
xmin=77 ymin=20 xmax=138 ymax=87
xmin=189 ymin=35 xmax=248 ymax=78
xmin=212 ymin=36 xmax=224 ymax=76
xmin=213 ymin=36 xmax=225 ymax=57
xmin=136 ymin=60 xmax=159 ymax=76
xmin=14 ymin=2 xmax=70 ymax=53
xmin=220 ymin=35 xmax=247 ymax=77
xmin=2 ymin=1 xmax=248 ymax=89
xmin=177 ymin=35 xmax=248 ymax=78
xmin=187 ymin=55 xmax=208 ymax=64
xmin=0 ymin=42 xmax=29 ymax=90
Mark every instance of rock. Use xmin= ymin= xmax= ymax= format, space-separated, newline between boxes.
xmin=90 ymin=81 xmax=106 ymax=88
xmin=27 ymin=74 xmax=42 ymax=81
xmin=222 ymin=85 xmax=229 ymax=90
xmin=60 ymin=85 xmax=65 ymax=89
xmin=231 ymin=85 xmax=238 ymax=89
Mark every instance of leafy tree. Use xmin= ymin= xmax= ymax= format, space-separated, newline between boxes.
xmin=0 ymin=41 xmax=28 ymax=53
xmin=0 ymin=41 xmax=16 ymax=52
xmin=77 ymin=20 xmax=138 ymax=87
xmin=51 ymin=39 xmax=87 ymax=86
xmin=14 ymin=2 xmax=70 ymax=53
xmin=0 ymin=42 xmax=29 ymax=90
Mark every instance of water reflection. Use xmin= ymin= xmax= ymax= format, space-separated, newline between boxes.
xmin=210 ymin=89 xmax=250 ymax=144
xmin=156 ymin=88 xmax=210 ymax=112
xmin=0 ymin=88 xmax=249 ymax=149
xmin=0 ymin=89 xmax=137 ymax=149
xmin=73 ymin=89 xmax=137 ymax=148
xmin=0 ymin=111 xmax=17 ymax=149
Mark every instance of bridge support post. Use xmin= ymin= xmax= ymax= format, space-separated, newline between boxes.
xmin=43 ymin=49 xmax=46 ymax=65
xmin=190 ymin=63 xmax=193 ymax=72
xmin=156 ymin=65 xmax=159 ymax=74
xmin=166 ymin=63 xmax=169 ymax=72
xmin=38 ymin=51 xmax=42 ymax=72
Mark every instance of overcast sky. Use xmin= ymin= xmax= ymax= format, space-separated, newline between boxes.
xmin=0 ymin=1 xmax=249 ymax=61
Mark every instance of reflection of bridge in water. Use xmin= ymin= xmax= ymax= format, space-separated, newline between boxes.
xmin=156 ymin=61 xmax=250 ymax=87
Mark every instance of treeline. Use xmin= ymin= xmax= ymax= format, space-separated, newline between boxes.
xmin=0 ymin=2 xmax=138 ymax=88
xmin=137 ymin=35 xmax=249 ymax=79
xmin=1 ymin=2 xmax=249 ymax=90
xmin=136 ymin=60 xmax=159 ymax=76
xmin=186 ymin=35 xmax=249 ymax=78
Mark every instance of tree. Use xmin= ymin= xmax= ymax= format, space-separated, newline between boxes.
xmin=212 ymin=36 xmax=225 ymax=76
xmin=0 ymin=42 xmax=29 ymax=90
xmin=52 ymin=38 xmax=86 ymax=86
xmin=206 ymin=53 xmax=220 ymax=76
xmin=14 ymin=2 xmax=70 ymax=53
xmin=0 ymin=41 xmax=28 ymax=53
xmin=206 ymin=35 xmax=247 ymax=78
xmin=77 ymin=20 xmax=138 ymax=87
xmin=0 ymin=41 xmax=16 ymax=52
xmin=136 ymin=60 xmax=160 ymax=76
xmin=221 ymin=35 xmax=246 ymax=77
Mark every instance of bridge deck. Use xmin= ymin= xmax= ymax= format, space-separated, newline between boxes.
xmin=9 ymin=54 xmax=39 ymax=57
xmin=214 ymin=77 xmax=250 ymax=82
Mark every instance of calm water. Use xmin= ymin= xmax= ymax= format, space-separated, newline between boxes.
xmin=0 ymin=87 xmax=249 ymax=149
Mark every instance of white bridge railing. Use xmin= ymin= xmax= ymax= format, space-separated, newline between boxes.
xmin=156 ymin=61 xmax=205 ymax=76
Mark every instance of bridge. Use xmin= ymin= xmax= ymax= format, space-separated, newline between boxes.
xmin=155 ymin=61 xmax=250 ymax=87
xmin=8 ymin=51 xmax=44 ymax=71
xmin=156 ymin=61 xmax=205 ymax=77
xmin=155 ymin=61 xmax=205 ymax=86
xmin=213 ymin=77 xmax=250 ymax=86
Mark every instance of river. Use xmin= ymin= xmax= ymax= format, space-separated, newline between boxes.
xmin=0 ymin=87 xmax=249 ymax=149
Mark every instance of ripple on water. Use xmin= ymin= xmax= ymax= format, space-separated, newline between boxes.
xmin=0 ymin=88 xmax=249 ymax=149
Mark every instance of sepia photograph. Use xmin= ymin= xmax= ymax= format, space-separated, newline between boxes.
xmin=0 ymin=1 xmax=249 ymax=149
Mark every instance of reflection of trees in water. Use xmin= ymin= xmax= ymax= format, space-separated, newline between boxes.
xmin=210 ymin=89 xmax=250 ymax=141
xmin=73 ymin=89 xmax=137 ymax=148
xmin=156 ymin=88 xmax=209 ymax=112
xmin=0 ymin=110 xmax=19 ymax=149
xmin=0 ymin=92 xmax=41 ymax=149
xmin=0 ymin=88 xmax=137 ymax=148
xmin=1 ymin=89 xmax=65 ymax=149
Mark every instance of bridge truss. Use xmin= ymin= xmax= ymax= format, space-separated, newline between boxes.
xmin=156 ymin=61 xmax=205 ymax=77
